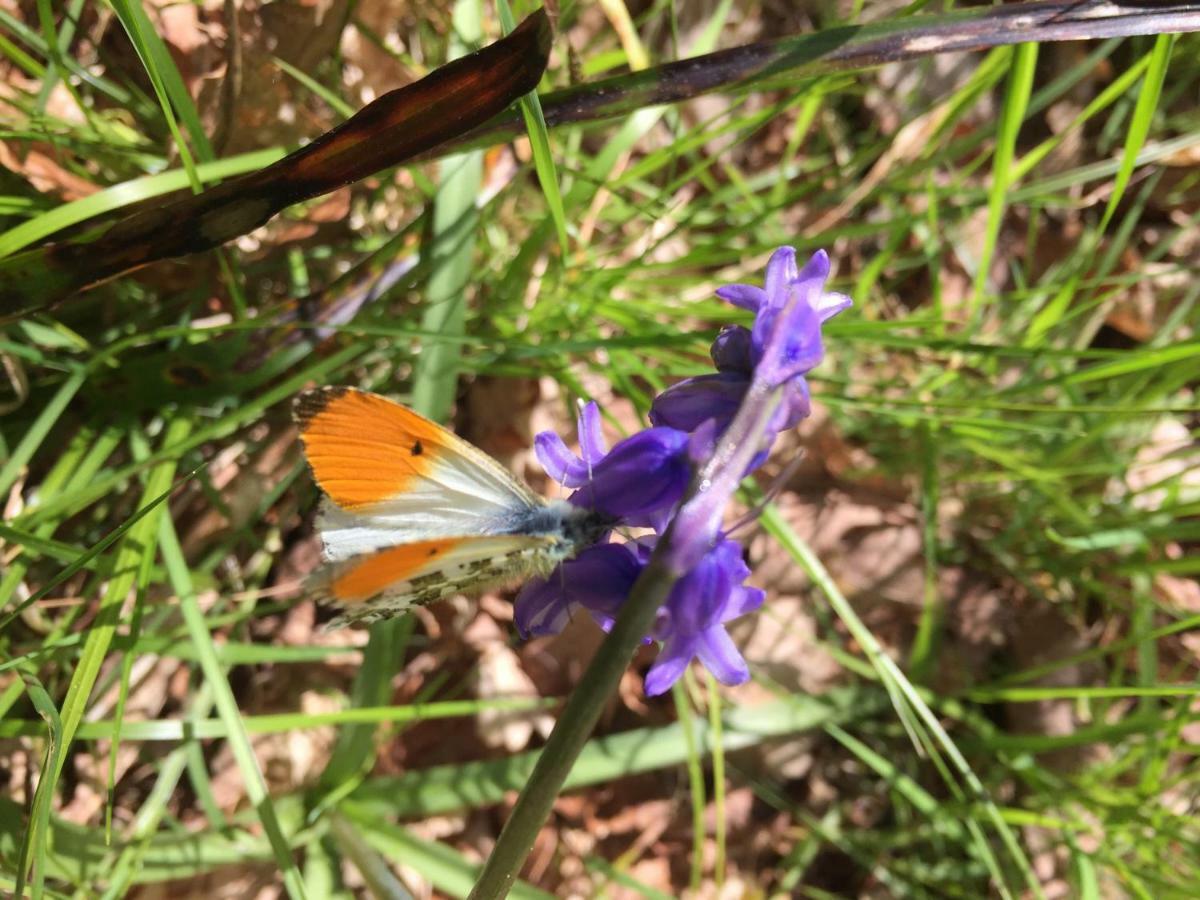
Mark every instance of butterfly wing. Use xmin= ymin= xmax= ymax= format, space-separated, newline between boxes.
xmin=295 ymin=387 xmax=544 ymax=560
xmin=311 ymin=533 xmax=563 ymax=626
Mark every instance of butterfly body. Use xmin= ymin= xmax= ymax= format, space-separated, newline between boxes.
xmin=295 ymin=387 xmax=609 ymax=626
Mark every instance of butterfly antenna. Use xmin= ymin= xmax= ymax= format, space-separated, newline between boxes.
xmin=577 ymin=397 xmax=600 ymax=510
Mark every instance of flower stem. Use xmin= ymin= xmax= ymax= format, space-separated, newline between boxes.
xmin=466 ymin=553 xmax=679 ymax=899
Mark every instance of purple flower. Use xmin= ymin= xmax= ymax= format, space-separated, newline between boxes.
xmin=644 ymin=372 xmax=748 ymax=434
xmin=514 ymin=537 xmax=764 ymax=695
xmin=536 ymin=401 xmax=691 ymax=525
xmin=663 ymin=249 xmax=850 ymax=574
xmin=515 ymin=542 xmax=642 ymax=637
xmin=650 ymin=248 xmax=849 ymax=437
xmin=515 ymin=246 xmax=848 ymax=695
xmin=645 ymin=538 xmax=764 ymax=695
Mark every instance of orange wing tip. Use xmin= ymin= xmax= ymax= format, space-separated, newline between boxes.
xmin=293 ymin=385 xmax=351 ymax=429
xmin=295 ymin=387 xmax=449 ymax=510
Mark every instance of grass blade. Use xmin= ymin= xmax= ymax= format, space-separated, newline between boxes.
xmin=157 ymin=502 xmax=310 ymax=899
xmin=759 ymin=503 xmax=1041 ymax=898
xmin=496 ymin=0 xmax=569 ymax=255
xmin=18 ymin=416 xmax=191 ymax=893
xmin=13 ymin=667 xmax=63 ymax=900
xmin=969 ymin=42 xmax=1038 ymax=318
xmin=1099 ymin=33 xmax=1176 ymax=232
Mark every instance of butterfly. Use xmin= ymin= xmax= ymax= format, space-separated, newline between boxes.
xmin=294 ymin=386 xmax=611 ymax=626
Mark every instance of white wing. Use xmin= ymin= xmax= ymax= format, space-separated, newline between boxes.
xmin=295 ymin=387 xmax=544 ymax=561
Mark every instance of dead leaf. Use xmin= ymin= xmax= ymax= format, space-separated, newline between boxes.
xmin=472 ymin=624 xmax=554 ymax=752
xmin=0 ymin=142 xmax=98 ymax=200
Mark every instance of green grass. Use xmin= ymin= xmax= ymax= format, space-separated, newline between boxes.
xmin=2 ymin=3 xmax=1199 ymax=897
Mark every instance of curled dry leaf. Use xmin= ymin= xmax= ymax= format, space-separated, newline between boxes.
xmin=466 ymin=613 xmax=554 ymax=751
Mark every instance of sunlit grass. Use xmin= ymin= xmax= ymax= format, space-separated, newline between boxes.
xmin=1 ymin=3 xmax=1198 ymax=897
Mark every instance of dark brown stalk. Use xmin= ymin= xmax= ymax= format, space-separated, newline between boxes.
xmin=0 ymin=10 xmax=552 ymax=322
xmin=5 ymin=2 xmax=1199 ymax=322
xmin=441 ymin=0 xmax=1200 ymax=156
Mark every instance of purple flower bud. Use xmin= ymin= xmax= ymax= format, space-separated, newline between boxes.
xmin=711 ymin=326 xmax=754 ymax=373
xmin=571 ymin=427 xmax=691 ymax=523
xmin=534 ymin=401 xmax=691 ymax=526
xmin=514 ymin=542 xmax=642 ymax=637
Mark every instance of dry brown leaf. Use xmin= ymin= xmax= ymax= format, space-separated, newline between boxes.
xmin=1111 ymin=416 xmax=1200 ymax=511
xmin=469 ymin=616 xmax=554 ymax=752
xmin=0 ymin=143 xmax=98 ymax=200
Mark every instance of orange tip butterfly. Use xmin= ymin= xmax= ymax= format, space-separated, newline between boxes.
xmin=294 ymin=386 xmax=609 ymax=626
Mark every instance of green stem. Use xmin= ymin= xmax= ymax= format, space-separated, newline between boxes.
xmin=466 ymin=553 xmax=679 ymax=900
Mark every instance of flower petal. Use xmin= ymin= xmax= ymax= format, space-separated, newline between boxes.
xmin=644 ymin=633 xmax=697 ymax=696
xmin=687 ymin=418 xmax=719 ymax=465
xmin=513 ymin=543 xmax=643 ymax=637
xmin=794 ymin=247 xmax=831 ymax=292
xmin=562 ymin=542 xmax=643 ymax=621
xmin=572 ymin=427 xmax=691 ymax=522
xmin=721 ymin=585 xmax=765 ymax=622
xmin=577 ymin=400 xmax=608 ymax=467
xmin=649 ymin=373 xmax=748 ymax=434
xmin=752 ymin=289 xmax=824 ymax=386
xmin=514 ymin=573 xmax=573 ymax=637
xmin=764 ymin=246 xmax=799 ymax=307
xmin=694 ymin=626 xmax=751 ymax=686
xmin=767 ymin=375 xmax=812 ymax=433
xmin=714 ymin=283 xmax=767 ymax=311
xmin=666 ymin=545 xmax=732 ymax=633
xmin=816 ymin=291 xmax=853 ymax=322
xmin=535 ymin=431 xmax=589 ymax=488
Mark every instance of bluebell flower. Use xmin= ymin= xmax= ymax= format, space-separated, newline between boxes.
xmin=650 ymin=248 xmax=849 ymax=438
xmin=536 ymin=401 xmax=691 ymax=526
xmin=517 ymin=246 xmax=847 ymax=695
xmin=644 ymin=537 xmax=764 ymax=695
xmin=514 ymin=537 xmax=764 ymax=695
